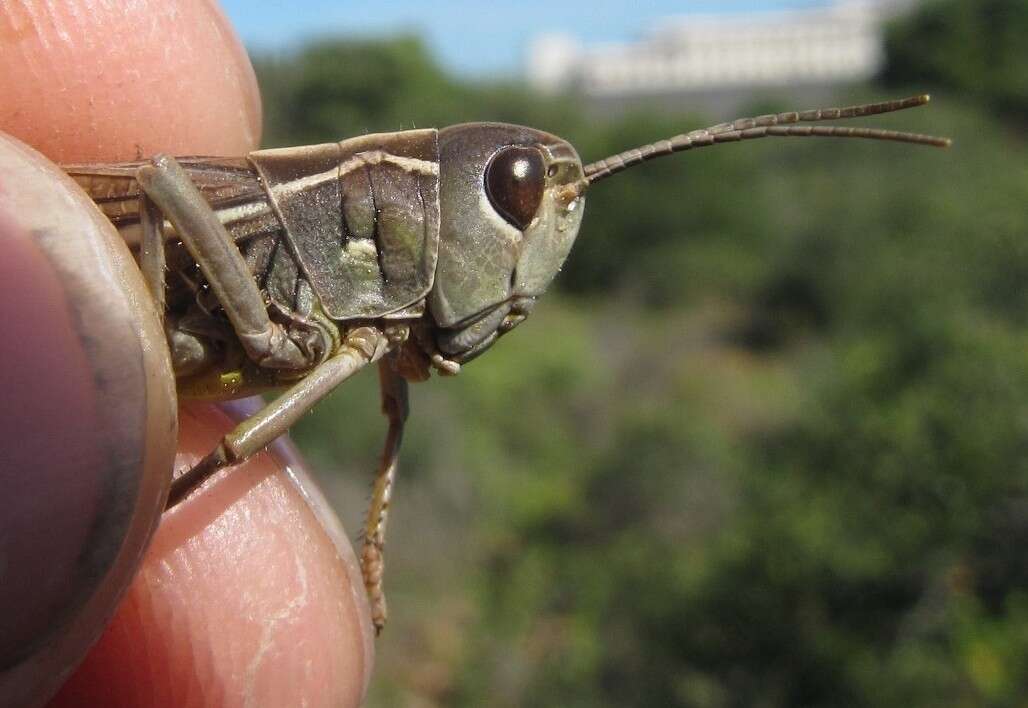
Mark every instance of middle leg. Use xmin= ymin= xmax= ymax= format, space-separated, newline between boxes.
xmin=165 ymin=326 xmax=391 ymax=509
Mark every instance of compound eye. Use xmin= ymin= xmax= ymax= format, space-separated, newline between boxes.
xmin=485 ymin=146 xmax=545 ymax=230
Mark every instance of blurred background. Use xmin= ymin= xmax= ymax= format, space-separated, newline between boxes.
xmin=222 ymin=1 xmax=1027 ymax=705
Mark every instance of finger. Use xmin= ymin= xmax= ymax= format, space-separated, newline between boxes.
xmin=0 ymin=0 xmax=261 ymax=162
xmin=1 ymin=1 xmax=376 ymax=704
xmin=49 ymin=403 xmax=375 ymax=708
xmin=0 ymin=134 xmax=176 ymax=707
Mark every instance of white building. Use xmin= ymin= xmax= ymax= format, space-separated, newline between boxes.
xmin=528 ymin=1 xmax=916 ymax=99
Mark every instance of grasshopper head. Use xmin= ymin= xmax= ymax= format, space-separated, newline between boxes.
xmin=429 ymin=123 xmax=586 ymax=363
xmin=427 ymin=96 xmax=950 ymax=366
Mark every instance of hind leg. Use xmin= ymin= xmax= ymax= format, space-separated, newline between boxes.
xmin=136 ymin=155 xmax=310 ymax=371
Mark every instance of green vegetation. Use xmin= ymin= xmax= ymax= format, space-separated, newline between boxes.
xmin=255 ymin=2 xmax=1028 ymax=704
xmin=882 ymin=0 xmax=1028 ymax=123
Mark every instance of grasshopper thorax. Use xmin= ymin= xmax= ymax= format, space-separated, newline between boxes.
xmin=429 ymin=124 xmax=586 ymax=363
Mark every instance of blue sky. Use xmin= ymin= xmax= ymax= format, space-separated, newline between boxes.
xmin=220 ymin=1 xmax=833 ymax=77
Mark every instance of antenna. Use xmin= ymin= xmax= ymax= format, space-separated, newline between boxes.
xmin=582 ymin=95 xmax=951 ymax=186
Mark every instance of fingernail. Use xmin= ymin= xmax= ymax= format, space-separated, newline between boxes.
xmin=0 ymin=133 xmax=175 ymax=706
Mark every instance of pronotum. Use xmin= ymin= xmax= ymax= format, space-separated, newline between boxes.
xmin=63 ymin=94 xmax=950 ymax=633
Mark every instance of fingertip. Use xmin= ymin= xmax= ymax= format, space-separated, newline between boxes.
xmin=0 ymin=0 xmax=261 ymax=162
xmin=0 ymin=133 xmax=175 ymax=707
xmin=51 ymin=404 xmax=375 ymax=708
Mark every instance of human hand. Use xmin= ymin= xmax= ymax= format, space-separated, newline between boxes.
xmin=0 ymin=2 xmax=374 ymax=706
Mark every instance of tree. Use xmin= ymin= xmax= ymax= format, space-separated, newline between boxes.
xmin=882 ymin=0 xmax=1028 ymax=123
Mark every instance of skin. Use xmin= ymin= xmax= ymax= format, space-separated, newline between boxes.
xmin=0 ymin=1 xmax=374 ymax=706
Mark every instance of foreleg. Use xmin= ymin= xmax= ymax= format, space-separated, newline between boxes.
xmin=361 ymin=358 xmax=409 ymax=634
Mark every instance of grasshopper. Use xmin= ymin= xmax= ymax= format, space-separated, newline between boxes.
xmin=64 ymin=94 xmax=950 ymax=633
